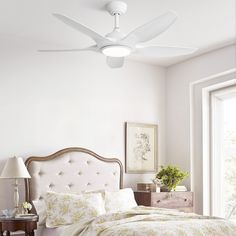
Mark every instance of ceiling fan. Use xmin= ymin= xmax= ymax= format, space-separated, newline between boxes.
xmin=40 ymin=1 xmax=197 ymax=68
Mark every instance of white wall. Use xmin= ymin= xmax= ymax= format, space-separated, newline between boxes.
xmin=0 ymin=49 xmax=166 ymax=209
xmin=1 ymin=41 xmax=235 ymax=213
xmin=166 ymin=44 xmax=236 ymax=213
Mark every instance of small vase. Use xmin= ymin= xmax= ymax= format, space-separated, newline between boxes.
xmin=160 ymin=186 xmax=171 ymax=192
xmin=23 ymin=208 xmax=28 ymax=214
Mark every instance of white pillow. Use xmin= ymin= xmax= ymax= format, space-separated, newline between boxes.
xmin=83 ymin=189 xmax=105 ymax=200
xmin=32 ymin=200 xmax=46 ymax=226
xmin=105 ymin=188 xmax=137 ymax=213
xmin=45 ymin=191 xmax=106 ymax=228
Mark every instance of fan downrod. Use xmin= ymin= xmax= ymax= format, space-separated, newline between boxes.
xmin=106 ymin=1 xmax=127 ymax=16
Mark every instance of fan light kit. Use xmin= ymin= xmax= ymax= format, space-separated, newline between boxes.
xmin=40 ymin=1 xmax=197 ymax=68
xmin=102 ymin=45 xmax=131 ymax=57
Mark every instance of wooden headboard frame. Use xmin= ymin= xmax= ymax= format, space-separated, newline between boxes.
xmin=25 ymin=147 xmax=124 ymax=202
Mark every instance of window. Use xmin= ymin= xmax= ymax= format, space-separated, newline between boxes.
xmin=210 ymin=86 xmax=236 ymax=218
xmin=191 ymin=70 xmax=236 ymax=215
xmin=223 ymin=98 xmax=236 ymax=219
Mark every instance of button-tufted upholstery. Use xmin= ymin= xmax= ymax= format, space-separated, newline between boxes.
xmin=25 ymin=148 xmax=123 ymax=203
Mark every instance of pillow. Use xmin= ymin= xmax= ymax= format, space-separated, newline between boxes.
xmin=83 ymin=189 xmax=105 ymax=200
xmin=33 ymin=190 xmax=83 ymax=226
xmin=104 ymin=188 xmax=137 ymax=213
xmin=32 ymin=200 xmax=46 ymax=226
xmin=45 ymin=191 xmax=106 ymax=228
xmin=33 ymin=190 xmax=104 ymax=226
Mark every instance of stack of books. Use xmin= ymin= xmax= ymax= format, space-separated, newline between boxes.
xmin=174 ymin=186 xmax=187 ymax=192
xmin=15 ymin=214 xmax=37 ymax=219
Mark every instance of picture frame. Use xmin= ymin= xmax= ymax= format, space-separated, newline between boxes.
xmin=125 ymin=122 xmax=158 ymax=173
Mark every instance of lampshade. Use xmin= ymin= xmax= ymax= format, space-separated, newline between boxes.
xmin=0 ymin=156 xmax=31 ymax=179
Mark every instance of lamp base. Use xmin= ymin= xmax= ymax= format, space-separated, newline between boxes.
xmin=13 ymin=179 xmax=20 ymax=216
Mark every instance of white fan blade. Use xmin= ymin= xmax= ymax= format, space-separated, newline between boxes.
xmin=38 ymin=45 xmax=97 ymax=53
xmin=135 ymin=45 xmax=198 ymax=57
xmin=122 ymin=11 xmax=177 ymax=45
xmin=53 ymin=13 xmax=110 ymax=45
xmin=106 ymin=57 xmax=124 ymax=68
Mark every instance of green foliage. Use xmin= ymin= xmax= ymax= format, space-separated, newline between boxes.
xmin=155 ymin=165 xmax=188 ymax=191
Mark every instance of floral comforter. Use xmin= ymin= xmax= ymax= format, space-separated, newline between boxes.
xmin=60 ymin=206 xmax=236 ymax=236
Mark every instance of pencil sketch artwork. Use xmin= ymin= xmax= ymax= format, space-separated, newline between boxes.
xmin=126 ymin=123 xmax=157 ymax=173
xmin=133 ymin=133 xmax=151 ymax=161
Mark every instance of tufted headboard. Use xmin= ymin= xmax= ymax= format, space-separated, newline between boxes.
xmin=25 ymin=147 xmax=123 ymax=202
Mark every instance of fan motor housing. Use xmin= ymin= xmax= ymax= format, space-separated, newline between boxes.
xmin=106 ymin=1 xmax=127 ymax=15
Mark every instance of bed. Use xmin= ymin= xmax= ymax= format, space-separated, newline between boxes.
xmin=25 ymin=147 xmax=236 ymax=236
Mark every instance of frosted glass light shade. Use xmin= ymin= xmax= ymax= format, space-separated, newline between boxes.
xmin=0 ymin=156 xmax=31 ymax=179
xmin=102 ymin=45 xmax=131 ymax=57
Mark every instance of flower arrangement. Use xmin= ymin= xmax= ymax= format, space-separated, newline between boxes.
xmin=22 ymin=201 xmax=32 ymax=214
xmin=155 ymin=165 xmax=188 ymax=192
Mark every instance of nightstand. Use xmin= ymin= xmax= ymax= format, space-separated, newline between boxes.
xmin=0 ymin=215 xmax=38 ymax=236
xmin=134 ymin=191 xmax=194 ymax=213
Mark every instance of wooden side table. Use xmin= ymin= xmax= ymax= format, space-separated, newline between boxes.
xmin=134 ymin=191 xmax=194 ymax=213
xmin=0 ymin=215 xmax=38 ymax=236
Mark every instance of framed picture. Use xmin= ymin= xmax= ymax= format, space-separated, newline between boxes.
xmin=125 ymin=122 xmax=158 ymax=173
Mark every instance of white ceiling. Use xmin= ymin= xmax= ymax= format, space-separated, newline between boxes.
xmin=0 ymin=0 xmax=235 ymax=66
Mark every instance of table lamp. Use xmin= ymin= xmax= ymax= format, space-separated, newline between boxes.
xmin=0 ymin=156 xmax=31 ymax=215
